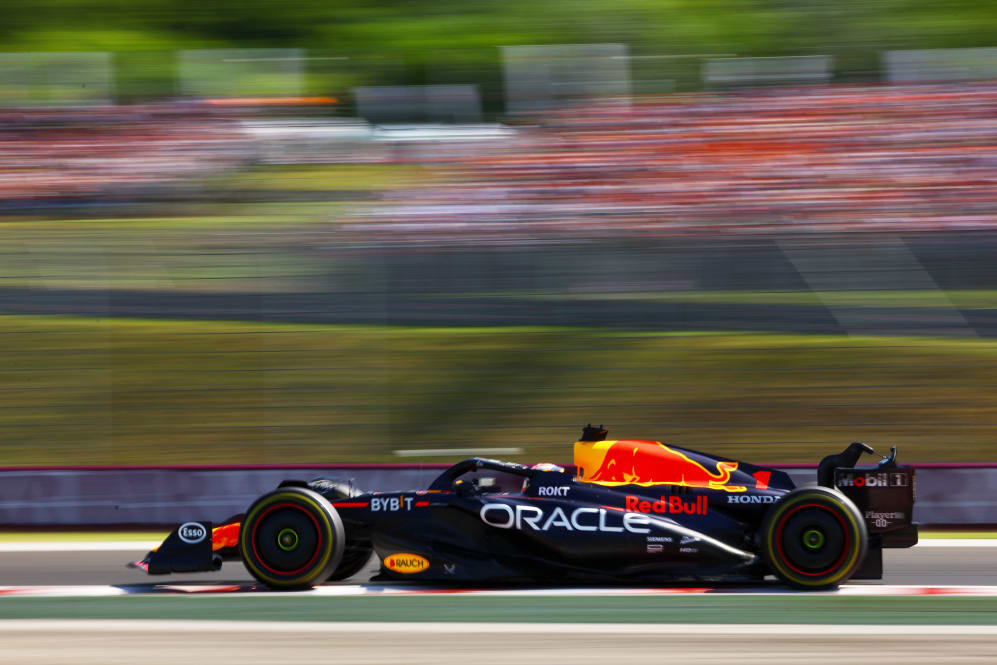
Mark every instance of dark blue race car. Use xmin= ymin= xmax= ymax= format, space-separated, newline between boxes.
xmin=131 ymin=425 xmax=917 ymax=590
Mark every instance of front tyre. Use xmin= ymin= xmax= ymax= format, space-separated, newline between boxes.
xmin=308 ymin=479 xmax=374 ymax=582
xmin=240 ymin=487 xmax=344 ymax=589
xmin=760 ymin=486 xmax=867 ymax=590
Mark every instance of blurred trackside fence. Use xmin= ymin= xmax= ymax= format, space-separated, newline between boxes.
xmin=2 ymin=45 xmax=997 ymax=117
xmin=0 ymin=52 xmax=114 ymax=106
xmin=0 ymin=463 xmax=993 ymax=527
xmin=703 ymin=55 xmax=832 ymax=88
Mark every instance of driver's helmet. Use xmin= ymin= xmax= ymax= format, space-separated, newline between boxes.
xmin=523 ymin=462 xmax=566 ymax=492
xmin=530 ymin=462 xmax=565 ymax=473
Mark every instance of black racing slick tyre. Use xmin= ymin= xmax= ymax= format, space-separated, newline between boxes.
xmin=308 ymin=479 xmax=374 ymax=582
xmin=239 ymin=487 xmax=344 ymax=590
xmin=760 ymin=486 xmax=867 ymax=590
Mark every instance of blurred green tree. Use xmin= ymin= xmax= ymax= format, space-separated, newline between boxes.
xmin=2 ymin=0 xmax=996 ymax=101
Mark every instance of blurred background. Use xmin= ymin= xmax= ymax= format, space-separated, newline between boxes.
xmin=3 ymin=0 xmax=997 ymax=466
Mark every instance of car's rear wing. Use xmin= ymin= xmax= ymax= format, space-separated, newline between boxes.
xmin=814 ymin=442 xmax=917 ymax=580
xmin=817 ymin=442 xmax=918 ymax=548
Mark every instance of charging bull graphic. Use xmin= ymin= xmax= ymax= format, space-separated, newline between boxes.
xmin=575 ymin=440 xmax=747 ymax=492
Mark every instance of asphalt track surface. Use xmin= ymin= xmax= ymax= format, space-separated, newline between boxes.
xmin=2 ymin=622 xmax=996 ymax=665
xmin=3 ymin=286 xmax=997 ymax=337
xmin=2 ymin=544 xmax=996 ymax=665
xmin=0 ymin=543 xmax=992 ymax=587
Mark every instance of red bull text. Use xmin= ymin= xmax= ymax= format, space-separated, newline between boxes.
xmin=625 ymin=494 xmax=708 ymax=515
xmin=575 ymin=440 xmax=747 ymax=492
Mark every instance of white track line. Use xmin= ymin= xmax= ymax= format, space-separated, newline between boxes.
xmin=0 ymin=620 xmax=996 ymax=635
xmin=914 ymin=539 xmax=997 ymax=547
xmin=301 ymin=584 xmax=997 ymax=597
xmin=4 ymin=584 xmax=997 ymax=597
xmin=0 ymin=542 xmax=157 ymax=552
xmin=393 ymin=447 xmax=524 ymax=457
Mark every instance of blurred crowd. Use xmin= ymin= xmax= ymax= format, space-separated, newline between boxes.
xmin=0 ymin=103 xmax=250 ymax=205
xmin=5 ymin=81 xmax=997 ymax=238
xmin=348 ymin=82 xmax=997 ymax=243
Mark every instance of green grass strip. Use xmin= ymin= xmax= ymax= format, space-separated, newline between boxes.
xmin=1 ymin=595 xmax=996 ymax=625
xmin=475 ymin=289 xmax=997 ymax=309
xmin=203 ymin=164 xmax=433 ymax=192
xmin=4 ymin=314 xmax=997 ymax=464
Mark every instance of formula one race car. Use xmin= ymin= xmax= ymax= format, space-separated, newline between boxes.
xmin=129 ymin=426 xmax=917 ymax=590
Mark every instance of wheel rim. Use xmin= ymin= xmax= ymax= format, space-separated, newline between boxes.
xmin=277 ymin=528 xmax=300 ymax=552
xmin=250 ymin=503 xmax=322 ymax=576
xmin=802 ymin=528 xmax=826 ymax=550
xmin=775 ymin=503 xmax=850 ymax=577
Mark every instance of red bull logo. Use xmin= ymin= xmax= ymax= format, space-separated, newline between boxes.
xmin=575 ymin=440 xmax=747 ymax=492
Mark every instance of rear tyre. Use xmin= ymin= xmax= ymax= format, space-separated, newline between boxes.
xmin=240 ymin=487 xmax=344 ymax=589
xmin=760 ymin=486 xmax=867 ymax=590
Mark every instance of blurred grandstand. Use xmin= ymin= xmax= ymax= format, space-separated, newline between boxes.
xmin=1 ymin=43 xmax=997 ymax=234
xmin=350 ymin=80 xmax=997 ymax=243
xmin=3 ymin=82 xmax=997 ymax=239
xmin=0 ymin=102 xmax=252 ymax=207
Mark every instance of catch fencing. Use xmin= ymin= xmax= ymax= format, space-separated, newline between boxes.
xmin=0 ymin=463 xmax=992 ymax=527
